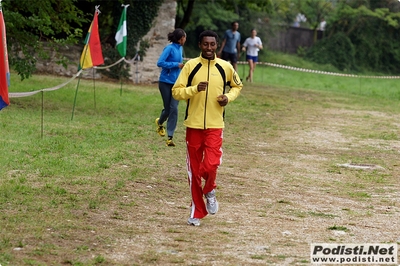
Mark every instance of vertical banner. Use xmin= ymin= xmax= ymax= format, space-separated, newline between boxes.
xmin=78 ymin=6 xmax=104 ymax=70
xmin=0 ymin=4 xmax=10 ymax=110
xmin=115 ymin=4 xmax=129 ymax=57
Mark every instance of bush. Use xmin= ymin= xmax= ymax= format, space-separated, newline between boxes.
xmin=306 ymin=32 xmax=356 ymax=72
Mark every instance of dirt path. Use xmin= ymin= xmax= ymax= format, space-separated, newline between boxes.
xmin=98 ymin=86 xmax=399 ymax=265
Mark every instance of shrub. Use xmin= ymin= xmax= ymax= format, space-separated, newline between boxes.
xmin=306 ymin=32 xmax=356 ymax=72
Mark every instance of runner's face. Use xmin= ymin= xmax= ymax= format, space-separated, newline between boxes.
xmin=232 ymin=23 xmax=239 ymax=31
xmin=199 ymin=36 xmax=217 ymax=60
xmin=179 ymin=34 xmax=187 ymax=46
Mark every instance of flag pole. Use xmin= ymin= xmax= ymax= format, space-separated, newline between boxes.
xmin=119 ymin=63 xmax=123 ymax=96
xmin=41 ymin=91 xmax=44 ymax=138
xmin=135 ymin=54 xmax=140 ymax=84
xmin=92 ymin=5 xmax=98 ymax=110
xmin=72 ymin=10 xmax=92 ymax=121
xmin=72 ymin=5 xmax=103 ymax=120
xmin=119 ymin=58 xmax=125 ymax=96
xmin=92 ymin=5 xmax=98 ymax=108
xmin=93 ymin=67 xmax=96 ymax=109
xmin=116 ymin=4 xmax=129 ymax=95
xmin=71 ymin=73 xmax=82 ymax=121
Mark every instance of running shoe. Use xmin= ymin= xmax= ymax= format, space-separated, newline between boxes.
xmin=155 ymin=118 xmax=166 ymax=137
xmin=205 ymin=189 xmax=219 ymax=215
xmin=187 ymin=217 xmax=200 ymax=226
xmin=166 ymin=139 xmax=175 ymax=147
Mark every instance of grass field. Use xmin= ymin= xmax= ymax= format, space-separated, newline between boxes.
xmin=237 ymin=62 xmax=400 ymax=101
xmin=1 ymin=66 xmax=399 ymax=265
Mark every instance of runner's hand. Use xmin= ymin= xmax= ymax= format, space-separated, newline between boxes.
xmin=217 ymin=95 xmax=228 ymax=106
xmin=197 ymin=81 xmax=208 ymax=92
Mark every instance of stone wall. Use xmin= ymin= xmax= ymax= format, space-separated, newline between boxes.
xmin=131 ymin=0 xmax=177 ymax=84
xmin=35 ymin=0 xmax=177 ymax=84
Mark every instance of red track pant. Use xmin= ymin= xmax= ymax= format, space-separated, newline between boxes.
xmin=186 ymin=127 xmax=223 ymax=219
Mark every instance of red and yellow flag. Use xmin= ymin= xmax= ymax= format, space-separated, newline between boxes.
xmin=0 ymin=7 xmax=10 ymax=110
xmin=79 ymin=10 xmax=104 ymax=70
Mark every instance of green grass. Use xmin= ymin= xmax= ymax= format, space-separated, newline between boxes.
xmin=328 ymin=225 xmax=349 ymax=232
xmin=234 ymin=51 xmax=400 ymax=102
xmin=1 ymin=61 xmax=399 ymax=264
xmin=237 ymin=63 xmax=400 ymax=101
xmin=262 ymin=50 xmax=339 ymax=73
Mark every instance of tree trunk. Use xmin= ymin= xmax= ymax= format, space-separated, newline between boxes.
xmin=176 ymin=0 xmax=195 ymax=29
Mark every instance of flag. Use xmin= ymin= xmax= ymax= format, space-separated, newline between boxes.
xmin=0 ymin=7 xmax=10 ymax=110
xmin=115 ymin=5 xmax=129 ymax=57
xmin=79 ymin=9 xmax=104 ymax=70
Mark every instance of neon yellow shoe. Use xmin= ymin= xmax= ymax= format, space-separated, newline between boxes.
xmin=166 ymin=139 xmax=175 ymax=147
xmin=155 ymin=118 xmax=166 ymax=137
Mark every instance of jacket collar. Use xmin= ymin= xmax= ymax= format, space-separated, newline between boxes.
xmin=199 ymin=53 xmax=217 ymax=64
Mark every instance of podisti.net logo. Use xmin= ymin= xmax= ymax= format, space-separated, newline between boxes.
xmin=310 ymin=243 xmax=398 ymax=264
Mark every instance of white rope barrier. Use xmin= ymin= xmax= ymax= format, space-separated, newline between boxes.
xmin=237 ymin=60 xmax=400 ymax=79
xmin=9 ymin=56 xmax=400 ymax=100
xmin=123 ymin=53 xmax=139 ymax=64
xmin=94 ymin=57 xmax=125 ymax=70
xmin=186 ymin=57 xmax=400 ymax=79
xmin=8 ymin=54 xmax=137 ymax=99
xmin=8 ymin=70 xmax=83 ymax=98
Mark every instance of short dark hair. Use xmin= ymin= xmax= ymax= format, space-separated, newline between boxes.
xmin=168 ymin=28 xmax=186 ymax=43
xmin=198 ymin=30 xmax=219 ymax=44
xmin=231 ymin=21 xmax=239 ymax=26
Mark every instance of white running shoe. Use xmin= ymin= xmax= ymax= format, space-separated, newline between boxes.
xmin=205 ymin=189 xmax=219 ymax=215
xmin=187 ymin=217 xmax=200 ymax=226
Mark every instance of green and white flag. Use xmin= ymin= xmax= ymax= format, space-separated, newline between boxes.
xmin=115 ymin=4 xmax=129 ymax=57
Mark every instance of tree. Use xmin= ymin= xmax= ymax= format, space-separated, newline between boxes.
xmin=298 ymin=0 xmax=333 ymax=42
xmin=306 ymin=1 xmax=400 ymax=73
xmin=176 ymin=0 xmax=275 ymax=57
xmin=3 ymin=0 xmax=89 ymax=80
xmin=176 ymin=0 xmax=195 ymax=29
xmin=99 ymin=0 xmax=163 ymax=80
xmin=2 ymin=0 xmax=162 ymax=80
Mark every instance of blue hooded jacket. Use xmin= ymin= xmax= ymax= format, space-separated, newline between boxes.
xmin=157 ymin=43 xmax=183 ymax=84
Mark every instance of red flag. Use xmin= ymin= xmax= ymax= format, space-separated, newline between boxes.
xmin=78 ymin=9 xmax=104 ymax=70
xmin=0 ymin=8 xmax=10 ymax=110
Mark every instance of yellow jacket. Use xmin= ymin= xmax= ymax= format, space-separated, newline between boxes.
xmin=172 ymin=55 xmax=243 ymax=129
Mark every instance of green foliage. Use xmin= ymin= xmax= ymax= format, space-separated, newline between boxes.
xmin=178 ymin=1 xmax=239 ymax=57
xmin=268 ymin=0 xmax=300 ymax=25
xmin=296 ymin=46 xmax=307 ymax=57
xmin=125 ymin=0 xmax=162 ymax=59
xmin=179 ymin=0 xmax=274 ymax=58
xmin=307 ymin=32 xmax=356 ymax=71
xmin=306 ymin=2 xmax=400 ymax=74
xmin=298 ymin=0 xmax=333 ymax=30
xmin=3 ymin=0 xmax=88 ymax=80
xmin=100 ymin=0 xmax=162 ymax=80
xmin=2 ymin=0 xmax=161 ymax=80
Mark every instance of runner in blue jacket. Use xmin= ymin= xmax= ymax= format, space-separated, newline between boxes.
xmin=155 ymin=28 xmax=186 ymax=146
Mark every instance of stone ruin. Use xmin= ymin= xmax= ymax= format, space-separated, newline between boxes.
xmin=34 ymin=0 xmax=177 ymax=84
